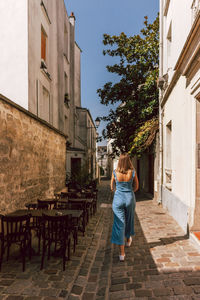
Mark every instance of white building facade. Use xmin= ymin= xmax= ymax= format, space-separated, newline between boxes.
xmin=158 ymin=0 xmax=200 ymax=233
xmin=0 ymin=0 xmax=97 ymax=181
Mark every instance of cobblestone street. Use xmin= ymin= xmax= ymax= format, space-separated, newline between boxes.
xmin=1 ymin=180 xmax=200 ymax=299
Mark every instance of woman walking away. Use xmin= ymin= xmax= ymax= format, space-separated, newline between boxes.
xmin=110 ymin=153 xmax=139 ymax=261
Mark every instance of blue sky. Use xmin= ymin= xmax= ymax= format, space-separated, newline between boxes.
xmin=65 ymin=0 xmax=159 ymax=144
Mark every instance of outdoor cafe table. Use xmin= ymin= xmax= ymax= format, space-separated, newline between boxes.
xmin=6 ymin=208 xmax=82 ymax=219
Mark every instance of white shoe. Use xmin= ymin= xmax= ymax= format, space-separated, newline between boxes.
xmin=119 ymin=254 xmax=125 ymax=261
xmin=126 ymin=236 xmax=132 ymax=247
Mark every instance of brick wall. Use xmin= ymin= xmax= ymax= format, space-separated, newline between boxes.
xmin=0 ymin=96 xmax=66 ymax=213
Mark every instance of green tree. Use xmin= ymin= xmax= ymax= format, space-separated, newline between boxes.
xmin=97 ymin=15 xmax=159 ymax=157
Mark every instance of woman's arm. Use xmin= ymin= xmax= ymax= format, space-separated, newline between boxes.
xmin=110 ymin=172 xmax=115 ymax=191
xmin=133 ymin=171 xmax=139 ymax=192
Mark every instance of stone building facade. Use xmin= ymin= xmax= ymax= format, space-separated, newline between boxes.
xmin=157 ymin=0 xmax=200 ymax=233
xmin=0 ymin=95 xmax=66 ymax=213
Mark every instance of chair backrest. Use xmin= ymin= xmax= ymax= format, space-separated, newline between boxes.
xmin=0 ymin=214 xmax=31 ymax=242
xmin=68 ymin=200 xmax=87 ymax=211
xmin=41 ymin=213 xmax=71 ymax=242
xmin=37 ymin=200 xmax=49 ymax=210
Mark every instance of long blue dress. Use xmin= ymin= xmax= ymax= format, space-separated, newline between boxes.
xmin=111 ymin=170 xmax=136 ymax=245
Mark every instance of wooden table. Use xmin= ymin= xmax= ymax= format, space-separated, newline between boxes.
xmin=7 ymin=208 xmax=82 ymax=219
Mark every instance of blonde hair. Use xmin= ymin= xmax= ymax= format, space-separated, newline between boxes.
xmin=116 ymin=153 xmax=134 ymax=174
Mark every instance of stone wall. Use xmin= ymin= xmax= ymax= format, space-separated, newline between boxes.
xmin=0 ymin=95 xmax=66 ymax=213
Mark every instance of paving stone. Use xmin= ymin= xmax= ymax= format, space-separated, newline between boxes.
xmin=82 ymin=292 xmax=95 ymax=300
xmin=24 ymin=297 xmax=42 ymax=300
xmin=68 ymin=296 xmax=80 ymax=300
xmin=90 ymin=267 xmax=99 ymax=274
xmin=0 ymin=281 xmax=14 ymax=287
xmin=109 ymin=290 xmax=134 ymax=299
xmin=71 ymin=285 xmax=83 ymax=295
xmin=96 ymin=287 xmax=106 ymax=296
xmin=109 ymin=284 xmax=124 ymax=292
xmin=111 ymin=278 xmax=130 ymax=285
xmin=58 ymin=290 xmax=68 ymax=298
xmin=88 ymin=275 xmax=98 ymax=282
xmin=126 ymin=283 xmax=142 ymax=290
xmin=38 ymin=289 xmax=59 ymax=297
xmin=6 ymin=296 xmax=24 ymax=300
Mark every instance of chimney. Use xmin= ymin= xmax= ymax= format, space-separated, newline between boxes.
xmin=69 ymin=12 xmax=76 ymax=26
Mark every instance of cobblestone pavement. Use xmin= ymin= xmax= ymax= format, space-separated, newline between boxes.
xmin=1 ymin=180 xmax=200 ymax=299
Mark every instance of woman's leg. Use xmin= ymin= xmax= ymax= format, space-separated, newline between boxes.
xmin=125 ymin=196 xmax=136 ymax=239
xmin=119 ymin=245 xmax=125 ymax=256
xmin=111 ymin=193 xmax=126 ymax=246
xmin=111 ymin=209 xmax=125 ymax=245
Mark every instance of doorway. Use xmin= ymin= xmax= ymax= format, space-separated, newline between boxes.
xmin=71 ymin=158 xmax=81 ymax=180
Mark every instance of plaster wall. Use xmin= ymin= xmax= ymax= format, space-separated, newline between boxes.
xmin=162 ymin=76 xmax=196 ymax=227
xmin=0 ymin=0 xmax=28 ymax=108
xmin=163 ymin=0 xmax=193 ymax=79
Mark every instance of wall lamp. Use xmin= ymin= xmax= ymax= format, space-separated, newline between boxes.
xmin=87 ymin=117 xmax=100 ymax=129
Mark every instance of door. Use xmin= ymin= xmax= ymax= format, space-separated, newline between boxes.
xmin=71 ymin=158 xmax=81 ymax=180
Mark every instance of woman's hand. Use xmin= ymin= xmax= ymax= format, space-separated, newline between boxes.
xmin=133 ymin=171 xmax=139 ymax=192
xmin=110 ymin=172 xmax=115 ymax=191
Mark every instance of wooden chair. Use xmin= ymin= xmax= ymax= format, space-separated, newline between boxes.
xmin=58 ymin=199 xmax=87 ymax=236
xmin=0 ymin=214 xmax=31 ymax=272
xmin=56 ymin=203 xmax=80 ymax=253
xmin=68 ymin=200 xmax=87 ymax=236
xmin=37 ymin=200 xmax=49 ymax=210
xmin=37 ymin=199 xmax=57 ymax=210
xmin=40 ymin=213 xmax=71 ymax=271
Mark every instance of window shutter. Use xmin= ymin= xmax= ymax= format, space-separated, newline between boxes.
xmin=41 ymin=29 xmax=46 ymax=61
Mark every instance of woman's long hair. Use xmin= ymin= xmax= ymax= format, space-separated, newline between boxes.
xmin=116 ymin=153 xmax=134 ymax=174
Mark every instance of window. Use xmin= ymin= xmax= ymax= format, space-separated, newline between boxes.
xmin=41 ymin=27 xmax=47 ymax=62
xmin=39 ymin=86 xmax=50 ymax=122
xmin=64 ymin=73 xmax=68 ymax=94
xmin=166 ymin=21 xmax=172 ymax=71
xmin=164 ymin=0 xmax=170 ymax=16
xmin=64 ymin=115 xmax=68 ymax=134
xmin=167 ymin=22 xmax=172 ymax=55
xmin=64 ymin=24 xmax=68 ymax=58
xmin=64 ymin=73 xmax=69 ymax=106
xmin=166 ymin=121 xmax=172 ymax=169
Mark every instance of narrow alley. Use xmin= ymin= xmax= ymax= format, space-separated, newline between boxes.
xmin=1 ymin=180 xmax=200 ymax=299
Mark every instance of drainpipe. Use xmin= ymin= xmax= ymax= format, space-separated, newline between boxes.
xmin=158 ymin=0 xmax=164 ymax=204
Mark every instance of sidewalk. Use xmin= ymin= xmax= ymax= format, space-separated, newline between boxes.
xmin=1 ymin=180 xmax=200 ymax=299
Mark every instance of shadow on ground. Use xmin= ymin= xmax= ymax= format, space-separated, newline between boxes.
xmin=109 ymin=200 xmax=200 ymax=299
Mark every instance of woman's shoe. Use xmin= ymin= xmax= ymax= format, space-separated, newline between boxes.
xmin=126 ymin=236 xmax=132 ymax=247
xmin=119 ymin=254 xmax=125 ymax=261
